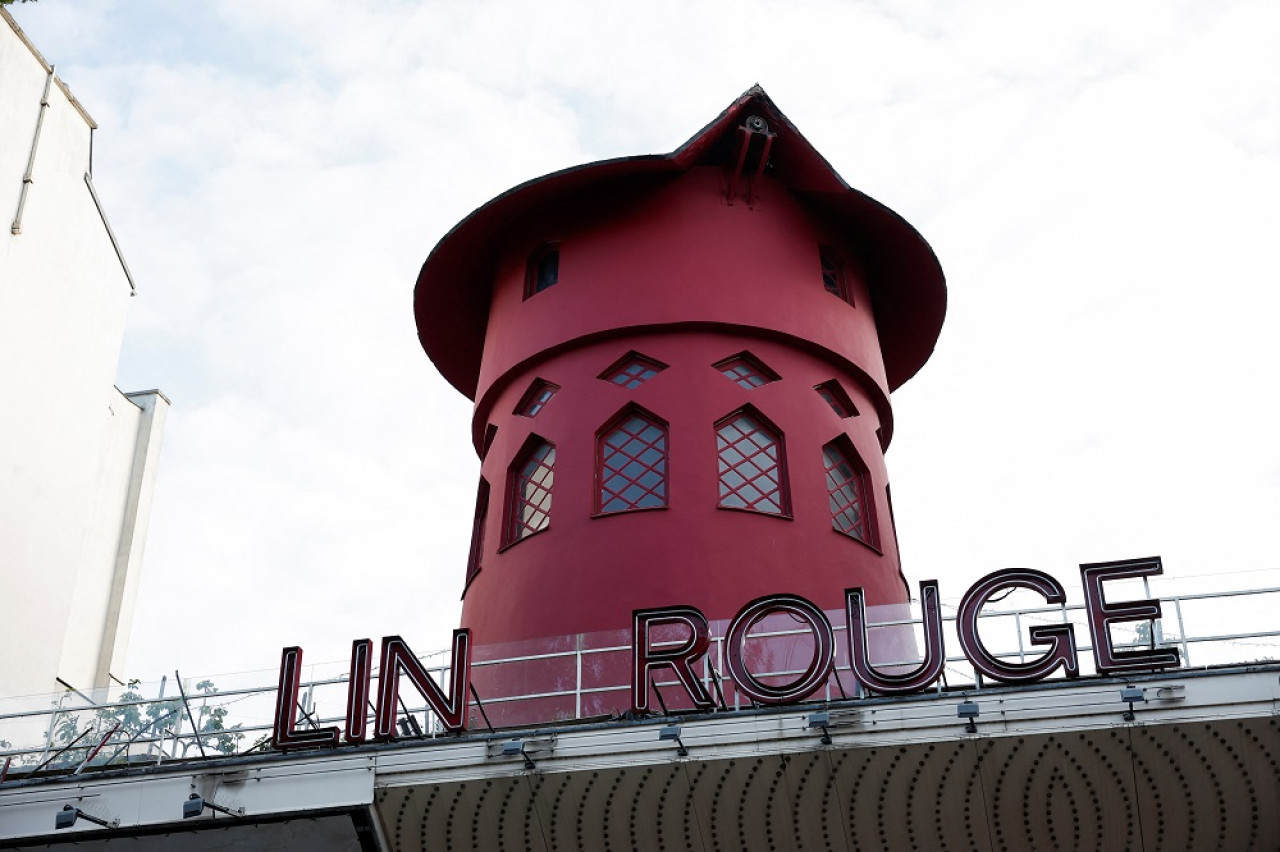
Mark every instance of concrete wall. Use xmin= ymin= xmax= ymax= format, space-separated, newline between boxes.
xmin=0 ymin=10 xmax=166 ymax=699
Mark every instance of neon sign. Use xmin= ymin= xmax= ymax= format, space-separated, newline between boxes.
xmin=272 ymin=556 xmax=1177 ymax=747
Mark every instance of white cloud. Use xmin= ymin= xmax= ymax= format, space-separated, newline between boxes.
xmin=9 ymin=0 xmax=1279 ymax=684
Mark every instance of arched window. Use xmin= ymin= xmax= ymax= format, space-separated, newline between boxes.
xmin=504 ymin=436 xmax=555 ymax=547
xmin=716 ymin=408 xmax=789 ymax=516
xmin=597 ymin=407 xmax=668 ymax=514
xmin=463 ymin=477 xmax=489 ymax=595
xmin=823 ymin=438 xmax=875 ymax=546
xmin=524 ymin=244 xmax=559 ymax=298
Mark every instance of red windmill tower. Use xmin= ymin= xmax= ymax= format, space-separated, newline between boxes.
xmin=414 ymin=87 xmax=945 ymax=716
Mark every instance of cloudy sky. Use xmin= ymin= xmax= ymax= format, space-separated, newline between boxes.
xmin=11 ymin=1 xmax=1280 ymax=686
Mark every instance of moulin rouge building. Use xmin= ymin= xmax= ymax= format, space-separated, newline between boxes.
xmin=417 ymin=84 xmax=943 ymax=651
xmin=3 ymin=88 xmax=1278 ymax=852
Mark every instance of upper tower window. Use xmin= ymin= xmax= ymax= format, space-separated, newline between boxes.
xmin=814 ymin=380 xmax=858 ymax=418
xmin=524 ymin=244 xmax=559 ymax=298
xmin=819 ymin=246 xmax=848 ymax=302
xmin=714 ymin=352 xmax=779 ymax=390
xmin=600 ymin=352 xmax=668 ymax=389
xmin=716 ymin=408 xmax=789 ymax=516
xmin=504 ymin=436 xmax=555 ymax=547
xmin=514 ymin=378 xmax=560 ymax=418
xmin=597 ymin=406 xmax=668 ymax=514
xmin=823 ymin=438 xmax=875 ymax=546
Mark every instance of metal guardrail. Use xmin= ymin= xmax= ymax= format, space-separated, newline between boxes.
xmin=1 ymin=585 xmax=1276 ymax=780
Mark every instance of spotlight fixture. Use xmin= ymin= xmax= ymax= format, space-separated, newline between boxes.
xmin=658 ymin=724 xmax=688 ymax=757
xmin=55 ymin=804 xmax=118 ymax=830
xmin=1120 ymin=686 xmax=1145 ymax=721
xmin=956 ymin=699 xmax=980 ymax=734
xmin=807 ymin=711 xmax=832 ymax=745
xmin=500 ymin=739 xmax=537 ymax=770
xmin=183 ymin=793 xmax=244 ymax=819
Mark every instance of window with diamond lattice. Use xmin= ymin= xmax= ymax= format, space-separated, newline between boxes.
xmin=823 ymin=439 xmax=874 ymax=546
xmin=464 ymin=477 xmax=489 ymax=594
xmin=600 ymin=352 xmax=667 ymax=389
xmin=515 ymin=379 xmax=559 ymax=417
xmin=714 ymin=353 xmax=779 ymax=390
xmin=598 ymin=409 xmax=668 ymax=514
xmin=716 ymin=410 xmax=788 ymax=515
xmin=505 ymin=438 xmax=555 ymax=546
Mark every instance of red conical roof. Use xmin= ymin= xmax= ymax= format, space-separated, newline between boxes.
xmin=415 ymin=86 xmax=946 ymax=398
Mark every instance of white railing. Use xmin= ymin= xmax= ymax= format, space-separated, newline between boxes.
xmin=2 ymin=583 xmax=1277 ymax=781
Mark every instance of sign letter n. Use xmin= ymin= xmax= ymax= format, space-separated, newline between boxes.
xmin=374 ymin=630 xmax=473 ymax=738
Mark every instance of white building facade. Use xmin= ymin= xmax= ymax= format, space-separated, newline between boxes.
xmin=0 ymin=9 xmax=167 ymax=699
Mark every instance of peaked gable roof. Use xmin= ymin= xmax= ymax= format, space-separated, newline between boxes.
xmin=415 ymin=86 xmax=946 ymax=398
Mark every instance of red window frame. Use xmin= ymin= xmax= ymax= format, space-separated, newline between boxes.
xmin=479 ymin=424 xmax=497 ymax=461
xmin=819 ymin=245 xmax=849 ymax=303
xmin=823 ymin=437 xmax=876 ymax=547
xmin=514 ymin=378 xmax=560 ymax=418
xmin=524 ymin=243 xmax=560 ymax=299
xmin=713 ymin=352 xmax=780 ymax=390
xmin=595 ymin=405 xmax=669 ymax=515
xmin=814 ymin=380 xmax=858 ymax=419
xmin=715 ymin=406 xmax=790 ymax=517
xmin=463 ymin=477 xmax=489 ymax=597
xmin=503 ymin=435 xmax=555 ymax=548
xmin=599 ymin=351 xmax=668 ymax=389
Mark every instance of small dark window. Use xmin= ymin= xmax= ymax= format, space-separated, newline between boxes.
xmin=599 ymin=351 xmax=668 ymax=389
xmin=597 ymin=407 xmax=668 ymax=514
xmin=480 ymin=424 xmax=498 ymax=461
xmin=823 ymin=438 xmax=875 ymax=547
xmin=463 ymin=477 xmax=489 ymax=596
xmin=819 ymin=246 xmax=848 ymax=302
xmin=716 ymin=408 xmax=789 ymax=516
xmin=714 ymin=352 xmax=780 ymax=390
xmin=814 ymin=380 xmax=858 ymax=418
xmin=525 ymin=244 xmax=559 ymax=298
xmin=504 ymin=436 xmax=555 ymax=547
xmin=514 ymin=379 xmax=560 ymax=418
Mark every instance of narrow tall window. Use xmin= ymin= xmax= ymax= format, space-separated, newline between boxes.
xmin=514 ymin=378 xmax=559 ymax=417
xmin=714 ymin=352 xmax=779 ymax=390
xmin=504 ymin=437 xmax=555 ymax=546
xmin=819 ymin=246 xmax=848 ymax=302
xmin=524 ymin=244 xmax=559 ymax=298
xmin=599 ymin=351 xmax=667 ymax=389
xmin=823 ymin=438 xmax=875 ymax=546
xmin=597 ymin=407 xmax=668 ymax=514
xmin=480 ymin=424 xmax=498 ymax=461
xmin=716 ymin=409 xmax=789 ymax=516
xmin=464 ymin=478 xmax=489 ymax=595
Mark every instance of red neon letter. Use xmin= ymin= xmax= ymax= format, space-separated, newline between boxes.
xmin=374 ymin=630 xmax=472 ymax=738
xmin=271 ymin=646 xmax=339 ymax=750
xmin=845 ymin=581 xmax=946 ymax=695
xmin=344 ymin=639 xmax=373 ymax=744
xmin=632 ymin=606 xmax=714 ymax=714
xmin=725 ymin=594 xmax=835 ymax=705
xmin=1081 ymin=557 xmax=1180 ymax=674
xmin=957 ymin=569 xmax=1079 ymax=684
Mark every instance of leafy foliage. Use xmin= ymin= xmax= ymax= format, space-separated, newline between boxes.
xmin=4 ymin=678 xmax=243 ymax=773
